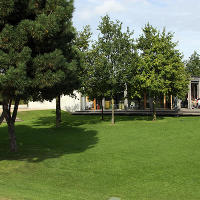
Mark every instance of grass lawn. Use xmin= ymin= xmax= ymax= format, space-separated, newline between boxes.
xmin=1 ymin=110 xmax=200 ymax=200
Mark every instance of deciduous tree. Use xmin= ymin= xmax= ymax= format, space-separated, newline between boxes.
xmin=94 ymin=15 xmax=136 ymax=124
xmin=186 ymin=51 xmax=200 ymax=77
xmin=136 ymin=24 xmax=189 ymax=120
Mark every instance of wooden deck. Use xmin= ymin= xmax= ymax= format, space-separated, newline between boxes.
xmin=73 ymin=109 xmax=200 ymax=116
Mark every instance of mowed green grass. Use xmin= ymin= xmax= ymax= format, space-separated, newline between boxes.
xmin=1 ymin=110 xmax=200 ymax=200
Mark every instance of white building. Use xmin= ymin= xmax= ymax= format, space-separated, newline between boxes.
xmin=26 ymin=91 xmax=83 ymax=112
xmin=22 ymin=77 xmax=200 ymax=112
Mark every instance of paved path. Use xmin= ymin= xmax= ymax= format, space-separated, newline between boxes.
xmin=0 ymin=108 xmax=52 ymax=112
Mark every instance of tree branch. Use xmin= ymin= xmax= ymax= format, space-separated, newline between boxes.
xmin=8 ymin=99 xmax=12 ymax=113
xmin=0 ymin=110 xmax=4 ymax=125
xmin=3 ymin=101 xmax=11 ymax=124
xmin=12 ymin=97 xmax=20 ymax=123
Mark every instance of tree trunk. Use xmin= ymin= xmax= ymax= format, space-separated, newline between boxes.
xmin=152 ymin=99 xmax=157 ymax=121
xmin=8 ymin=121 xmax=17 ymax=152
xmin=0 ymin=111 xmax=4 ymax=125
xmin=56 ymin=95 xmax=61 ymax=127
xmin=3 ymin=97 xmax=20 ymax=152
xmin=149 ymin=97 xmax=153 ymax=111
xmin=101 ymin=105 xmax=104 ymax=120
xmin=111 ymin=98 xmax=115 ymax=124
xmin=144 ymin=92 xmax=147 ymax=109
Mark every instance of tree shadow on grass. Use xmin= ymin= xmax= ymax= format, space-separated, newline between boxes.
xmin=0 ymin=110 xmax=166 ymax=162
xmin=46 ymin=109 xmax=167 ymax=126
xmin=114 ymin=115 xmax=165 ymax=123
xmin=0 ymin=123 xmax=98 ymax=163
xmin=33 ymin=111 xmax=166 ymax=127
xmin=32 ymin=111 xmax=109 ymax=127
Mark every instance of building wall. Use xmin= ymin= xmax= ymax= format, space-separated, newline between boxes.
xmin=28 ymin=91 xmax=82 ymax=112
xmin=28 ymin=99 xmax=56 ymax=110
xmin=187 ymin=77 xmax=200 ymax=109
xmin=60 ymin=92 xmax=81 ymax=112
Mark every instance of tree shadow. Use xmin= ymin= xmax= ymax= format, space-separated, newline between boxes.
xmin=32 ymin=111 xmax=109 ymax=127
xmin=33 ymin=111 xmax=160 ymax=127
xmin=30 ymin=110 xmax=168 ymax=128
xmin=0 ymin=110 xmax=167 ymax=162
xmin=114 ymin=115 xmax=165 ymax=123
xmin=0 ymin=123 xmax=98 ymax=163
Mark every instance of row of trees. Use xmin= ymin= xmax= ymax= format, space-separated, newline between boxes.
xmin=0 ymin=0 xmax=189 ymax=152
xmin=81 ymin=15 xmax=189 ymax=123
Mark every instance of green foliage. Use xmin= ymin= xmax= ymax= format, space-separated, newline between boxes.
xmin=135 ymin=24 xmax=189 ymax=100
xmin=0 ymin=0 xmax=78 ymax=150
xmin=186 ymin=51 xmax=200 ymax=77
xmin=81 ymin=15 xmax=137 ymax=101
xmin=76 ymin=25 xmax=92 ymax=53
xmin=80 ymin=42 xmax=111 ymax=100
xmin=75 ymin=26 xmax=95 ymax=98
xmin=30 ymin=0 xmax=79 ymax=101
xmin=97 ymin=15 xmax=135 ymax=97
xmin=0 ymin=0 xmax=79 ymax=103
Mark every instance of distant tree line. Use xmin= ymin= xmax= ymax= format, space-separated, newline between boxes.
xmin=81 ymin=15 xmax=189 ymax=123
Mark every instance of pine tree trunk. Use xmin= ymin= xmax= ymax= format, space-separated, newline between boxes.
xmin=3 ymin=97 xmax=20 ymax=152
xmin=0 ymin=111 xmax=4 ymax=125
xmin=152 ymin=99 xmax=157 ymax=121
xmin=111 ymin=98 xmax=115 ymax=124
xmin=8 ymin=121 xmax=17 ymax=152
xmin=101 ymin=105 xmax=104 ymax=120
xmin=56 ymin=95 xmax=61 ymax=127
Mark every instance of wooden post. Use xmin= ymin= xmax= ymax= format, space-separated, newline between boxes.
xmin=144 ymin=92 xmax=147 ymax=110
xmin=111 ymin=98 xmax=115 ymax=124
xmin=170 ymin=95 xmax=173 ymax=110
xmin=124 ymin=84 xmax=128 ymax=110
xmin=93 ymin=98 xmax=96 ymax=110
xmin=164 ymin=95 xmax=166 ymax=109
xmin=188 ymin=82 xmax=192 ymax=109
xmin=56 ymin=95 xmax=61 ymax=127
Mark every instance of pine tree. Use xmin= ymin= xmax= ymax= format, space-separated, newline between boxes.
xmin=0 ymin=0 xmax=77 ymax=151
xmin=35 ymin=0 xmax=80 ymax=127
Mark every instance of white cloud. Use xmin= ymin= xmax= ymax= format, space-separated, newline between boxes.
xmin=75 ymin=0 xmax=125 ymax=20
xmin=74 ymin=0 xmax=200 ymax=58
xmin=95 ymin=0 xmax=125 ymax=15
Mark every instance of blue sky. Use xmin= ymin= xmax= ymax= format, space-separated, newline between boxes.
xmin=73 ymin=0 xmax=200 ymax=60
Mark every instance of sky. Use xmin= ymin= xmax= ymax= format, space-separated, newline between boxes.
xmin=73 ymin=0 xmax=200 ymax=60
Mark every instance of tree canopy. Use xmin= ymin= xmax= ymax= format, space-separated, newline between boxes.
xmin=135 ymin=24 xmax=189 ymax=120
xmin=186 ymin=51 xmax=200 ymax=77
xmin=81 ymin=15 xmax=137 ymax=123
xmin=33 ymin=1 xmax=80 ymax=127
xmin=0 ymin=0 xmax=77 ymax=151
